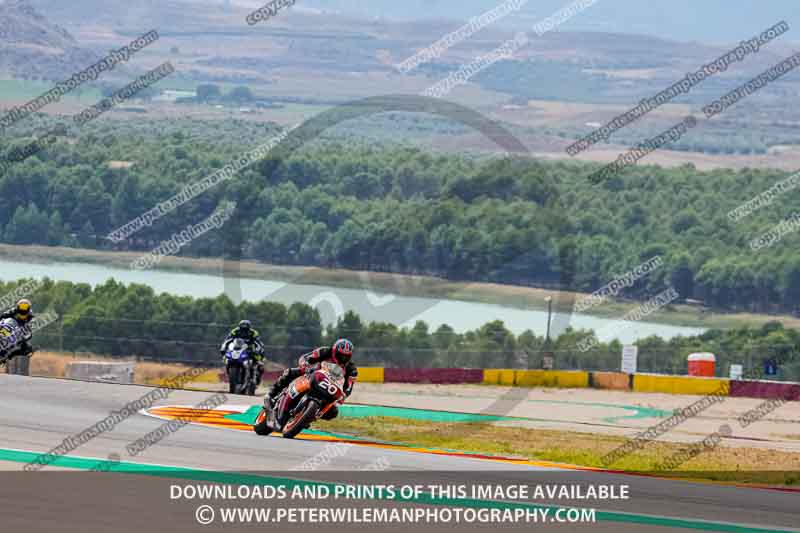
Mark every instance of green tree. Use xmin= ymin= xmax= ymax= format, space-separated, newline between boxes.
xmin=47 ymin=211 xmax=66 ymax=245
xmin=334 ymin=311 xmax=363 ymax=346
xmin=287 ymin=302 xmax=322 ymax=355
xmin=78 ymin=220 xmax=96 ymax=248
xmin=4 ymin=206 xmax=28 ymax=244
xmin=196 ymin=84 xmax=222 ymax=102
xmin=226 ymin=86 xmax=255 ymax=103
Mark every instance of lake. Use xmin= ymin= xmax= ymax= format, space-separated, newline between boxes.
xmin=1 ymin=259 xmax=704 ymax=343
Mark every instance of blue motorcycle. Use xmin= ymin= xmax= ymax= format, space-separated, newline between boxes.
xmin=223 ymin=338 xmax=258 ymax=395
xmin=0 ymin=317 xmax=31 ymax=366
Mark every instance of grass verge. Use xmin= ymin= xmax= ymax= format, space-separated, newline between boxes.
xmin=318 ymin=416 xmax=800 ymax=487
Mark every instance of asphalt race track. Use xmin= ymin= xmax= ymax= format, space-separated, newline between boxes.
xmin=0 ymin=374 xmax=797 ymax=533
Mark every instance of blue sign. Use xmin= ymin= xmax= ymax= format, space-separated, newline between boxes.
xmin=764 ymin=358 xmax=778 ymax=376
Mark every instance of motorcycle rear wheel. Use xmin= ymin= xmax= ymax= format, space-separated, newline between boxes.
xmin=282 ymin=399 xmax=319 ymax=439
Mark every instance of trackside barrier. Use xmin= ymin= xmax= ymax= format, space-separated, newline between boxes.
xmin=483 ymin=368 xmax=517 ymax=386
xmin=215 ymin=365 xmax=798 ymax=402
xmin=356 ymin=367 xmax=385 ymax=383
xmin=589 ymin=371 xmax=631 ymax=390
xmin=515 ymin=370 xmax=590 ymax=388
xmin=633 ymin=373 xmax=730 ymax=396
xmin=729 ymin=379 xmax=800 ymax=401
xmin=383 ymin=367 xmax=479 ymax=384
xmin=483 ymin=369 xmax=589 ymax=388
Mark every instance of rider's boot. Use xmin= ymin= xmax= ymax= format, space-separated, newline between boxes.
xmin=266 ymin=367 xmax=300 ymax=408
xmin=266 ymin=382 xmax=282 ymax=408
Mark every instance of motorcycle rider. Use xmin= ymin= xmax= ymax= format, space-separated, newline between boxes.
xmin=0 ymin=299 xmax=34 ymax=360
xmin=220 ymin=320 xmax=266 ymax=385
xmin=267 ymin=338 xmax=357 ymax=420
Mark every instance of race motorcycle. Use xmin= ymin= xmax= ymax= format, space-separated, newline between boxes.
xmin=0 ymin=317 xmax=32 ymax=366
xmin=223 ymin=338 xmax=258 ymax=395
xmin=253 ymin=360 xmax=345 ymax=439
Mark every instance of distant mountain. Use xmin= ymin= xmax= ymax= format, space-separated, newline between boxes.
xmin=25 ymin=0 xmax=800 ymax=45
xmin=0 ymin=0 xmax=74 ymax=47
xmin=0 ymin=0 xmax=97 ymax=81
xmin=261 ymin=0 xmax=800 ymax=44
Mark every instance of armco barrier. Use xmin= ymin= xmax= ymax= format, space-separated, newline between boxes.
xmin=383 ymin=367 xmax=480 ymax=384
xmin=729 ymin=379 xmax=800 ymax=401
xmin=515 ymin=370 xmax=589 ymax=388
xmin=590 ymin=371 xmax=631 ymax=390
xmin=483 ymin=369 xmax=589 ymax=388
xmin=483 ymin=368 xmax=517 ymax=386
xmin=357 ymin=367 xmax=385 ymax=383
xmin=633 ymin=373 xmax=729 ymax=396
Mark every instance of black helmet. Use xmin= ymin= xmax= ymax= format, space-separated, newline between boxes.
xmin=14 ymin=299 xmax=32 ymax=323
xmin=331 ymin=338 xmax=354 ymax=365
xmin=238 ymin=319 xmax=252 ymax=331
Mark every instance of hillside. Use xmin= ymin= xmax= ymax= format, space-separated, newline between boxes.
xmin=0 ymin=0 xmax=98 ymax=81
xmin=2 ymin=0 xmax=798 ymax=168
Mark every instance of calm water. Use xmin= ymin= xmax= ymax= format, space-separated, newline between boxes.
xmin=2 ymin=259 xmax=704 ymax=342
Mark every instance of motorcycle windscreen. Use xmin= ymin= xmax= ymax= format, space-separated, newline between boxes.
xmin=227 ymin=339 xmax=248 ymax=360
xmin=320 ymin=361 xmax=345 ymax=389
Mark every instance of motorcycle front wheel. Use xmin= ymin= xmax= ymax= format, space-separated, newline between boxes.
xmin=253 ymin=408 xmax=273 ymax=436
xmin=228 ymin=365 xmax=243 ymax=394
xmin=282 ymin=399 xmax=319 ymax=439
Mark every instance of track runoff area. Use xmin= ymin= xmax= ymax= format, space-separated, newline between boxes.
xmin=0 ymin=375 xmax=797 ymax=533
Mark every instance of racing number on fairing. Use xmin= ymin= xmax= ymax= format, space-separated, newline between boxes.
xmin=319 ymin=375 xmax=339 ymax=396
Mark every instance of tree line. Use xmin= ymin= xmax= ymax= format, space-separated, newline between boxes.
xmin=3 ymin=118 xmax=800 ymax=314
xmin=4 ymin=278 xmax=798 ymax=380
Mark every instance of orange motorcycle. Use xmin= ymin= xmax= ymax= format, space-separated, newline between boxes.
xmin=253 ymin=361 xmax=345 ymax=439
